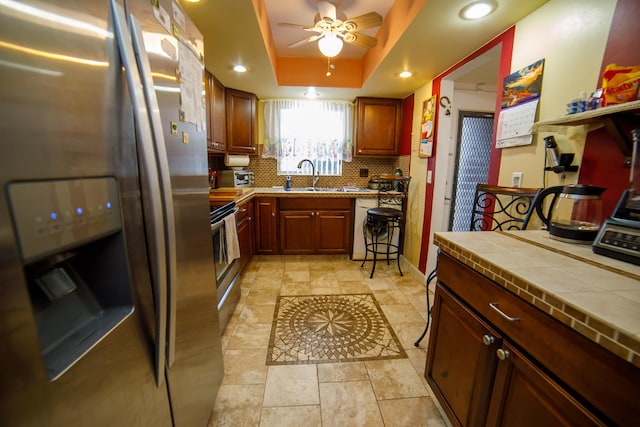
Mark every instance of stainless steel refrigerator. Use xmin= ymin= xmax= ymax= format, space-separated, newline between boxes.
xmin=0 ymin=0 xmax=223 ymax=425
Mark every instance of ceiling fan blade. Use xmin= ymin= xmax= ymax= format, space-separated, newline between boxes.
xmin=342 ymin=32 xmax=378 ymax=49
xmin=278 ymin=22 xmax=318 ymax=32
xmin=317 ymin=0 xmax=337 ymax=20
xmin=343 ymin=12 xmax=383 ymax=31
xmin=288 ymin=34 xmax=323 ymax=48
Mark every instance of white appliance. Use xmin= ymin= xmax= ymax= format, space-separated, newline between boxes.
xmin=352 ymin=198 xmax=400 ymax=260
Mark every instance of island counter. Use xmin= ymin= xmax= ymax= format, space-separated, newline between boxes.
xmin=428 ymin=230 xmax=640 ymax=427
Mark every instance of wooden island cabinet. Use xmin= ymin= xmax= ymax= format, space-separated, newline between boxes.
xmin=426 ymin=247 xmax=640 ymax=427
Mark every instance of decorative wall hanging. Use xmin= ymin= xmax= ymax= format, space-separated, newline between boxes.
xmin=419 ymin=95 xmax=437 ymax=158
xmin=439 ymin=96 xmax=451 ymax=115
xmin=496 ymin=58 xmax=545 ymax=148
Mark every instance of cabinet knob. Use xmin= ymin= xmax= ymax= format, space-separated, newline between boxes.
xmin=482 ymin=335 xmax=495 ymax=346
xmin=496 ymin=349 xmax=510 ymax=360
xmin=272 ymin=212 xmax=275 ymax=217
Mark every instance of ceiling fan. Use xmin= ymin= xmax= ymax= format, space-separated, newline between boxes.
xmin=278 ymin=0 xmax=383 ymax=57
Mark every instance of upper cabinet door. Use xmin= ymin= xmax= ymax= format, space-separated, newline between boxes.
xmin=226 ymin=88 xmax=257 ymax=155
xmin=355 ymin=97 xmax=402 ymax=156
xmin=205 ymin=70 xmax=226 ymax=153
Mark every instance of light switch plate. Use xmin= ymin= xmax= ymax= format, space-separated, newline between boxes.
xmin=512 ymin=172 xmax=523 ymax=187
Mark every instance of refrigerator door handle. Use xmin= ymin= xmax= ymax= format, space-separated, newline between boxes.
xmin=128 ymin=13 xmax=178 ymax=368
xmin=110 ymin=0 xmax=167 ymax=386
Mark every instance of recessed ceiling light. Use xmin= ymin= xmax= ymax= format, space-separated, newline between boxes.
xmin=233 ymin=64 xmax=247 ymax=73
xmin=459 ymin=1 xmax=498 ymax=20
xmin=399 ymin=71 xmax=413 ymax=78
xmin=304 ymin=87 xmax=320 ymax=99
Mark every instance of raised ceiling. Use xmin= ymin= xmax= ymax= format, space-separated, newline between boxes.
xmin=181 ymin=0 xmax=549 ymax=100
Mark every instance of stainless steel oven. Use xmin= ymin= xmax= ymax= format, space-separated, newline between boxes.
xmin=210 ymin=202 xmax=241 ymax=332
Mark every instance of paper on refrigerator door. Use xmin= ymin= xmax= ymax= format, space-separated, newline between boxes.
xmin=177 ymin=41 xmax=203 ymax=125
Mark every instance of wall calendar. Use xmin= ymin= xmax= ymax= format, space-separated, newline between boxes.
xmin=496 ymin=59 xmax=545 ymax=149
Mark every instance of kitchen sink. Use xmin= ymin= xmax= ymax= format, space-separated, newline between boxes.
xmin=279 ymin=187 xmax=373 ymax=193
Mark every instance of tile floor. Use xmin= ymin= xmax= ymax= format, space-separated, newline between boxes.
xmin=208 ymin=255 xmax=448 ymax=426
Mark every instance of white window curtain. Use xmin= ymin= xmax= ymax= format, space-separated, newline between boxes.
xmin=262 ymin=99 xmax=353 ymax=176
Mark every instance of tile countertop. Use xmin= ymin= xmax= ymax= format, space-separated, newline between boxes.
xmin=433 ymin=230 xmax=640 ymax=367
xmin=211 ymin=186 xmax=378 ymax=206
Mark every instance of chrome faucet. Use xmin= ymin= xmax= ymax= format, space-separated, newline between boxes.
xmin=297 ymin=158 xmax=319 ymax=190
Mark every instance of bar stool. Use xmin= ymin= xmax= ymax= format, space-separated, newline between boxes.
xmin=413 ymin=183 xmax=541 ymax=347
xmin=361 ymin=176 xmax=411 ymax=278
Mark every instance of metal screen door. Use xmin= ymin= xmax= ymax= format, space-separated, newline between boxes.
xmin=449 ymin=111 xmax=494 ymax=231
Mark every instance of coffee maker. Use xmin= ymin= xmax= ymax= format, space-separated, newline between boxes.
xmin=592 ymin=129 xmax=640 ymax=265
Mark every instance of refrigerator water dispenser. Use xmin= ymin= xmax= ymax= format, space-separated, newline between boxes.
xmin=7 ymin=177 xmax=134 ymax=380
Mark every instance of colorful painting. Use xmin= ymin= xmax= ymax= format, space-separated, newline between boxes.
xmin=419 ymin=95 xmax=437 ymax=158
xmin=501 ymin=59 xmax=545 ymax=109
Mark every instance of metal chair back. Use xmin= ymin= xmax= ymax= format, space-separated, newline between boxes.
xmin=470 ymin=184 xmax=541 ymax=231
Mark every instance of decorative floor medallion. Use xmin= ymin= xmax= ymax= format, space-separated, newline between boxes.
xmin=267 ymin=294 xmax=407 ymax=365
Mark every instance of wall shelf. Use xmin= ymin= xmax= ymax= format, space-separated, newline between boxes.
xmin=533 ymin=100 xmax=640 ymax=163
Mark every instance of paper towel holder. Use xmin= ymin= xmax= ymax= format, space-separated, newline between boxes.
xmin=224 ymin=154 xmax=250 ymax=170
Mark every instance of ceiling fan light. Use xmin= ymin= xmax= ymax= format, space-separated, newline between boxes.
xmin=459 ymin=1 xmax=497 ymax=20
xmin=304 ymin=87 xmax=320 ymax=98
xmin=318 ymin=34 xmax=343 ymax=57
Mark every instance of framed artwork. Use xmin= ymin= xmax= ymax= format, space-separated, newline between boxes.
xmin=501 ymin=58 xmax=544 ymax=108
xmin=419 ymin=95 xmax=437 ymax=158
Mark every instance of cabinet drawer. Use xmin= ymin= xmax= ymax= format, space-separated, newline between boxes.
xmin=279 ymin=198 xmax=352 ymax=210
xmin=236 ymin=200 xmax=252 ymax=225
xmin=437 ymin=252 xmax=640 ymax=426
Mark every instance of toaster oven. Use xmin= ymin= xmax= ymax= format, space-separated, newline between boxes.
xmin=219 ymin=170 xmax=254 ymax=188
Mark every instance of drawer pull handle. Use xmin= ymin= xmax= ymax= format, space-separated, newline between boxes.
xmin=489 ymin=302 xmax=520 ymax=322
xmin=482 ymin=335 xmax=495 ymax=346
xmin=497 ymin=349 xmax=510 ymax=360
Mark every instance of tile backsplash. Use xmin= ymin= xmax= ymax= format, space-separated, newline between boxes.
xmin=210 ymin=153 xmax=410 ymax=189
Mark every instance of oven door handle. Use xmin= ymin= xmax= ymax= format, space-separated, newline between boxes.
xmin=211 ymin=207 xmax=239 ymax=231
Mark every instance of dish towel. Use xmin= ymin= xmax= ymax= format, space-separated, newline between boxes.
xmin=223 ymin=213 xmax=241 ymax=262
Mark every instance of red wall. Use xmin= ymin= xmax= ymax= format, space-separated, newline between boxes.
xmin=578 ymin=0 xmax=640 ymax=217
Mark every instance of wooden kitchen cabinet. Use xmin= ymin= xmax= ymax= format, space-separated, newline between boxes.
xmin=279 ymin=198 xmax=352 ymax=254
xmin=225 ymin=88 xmax=257 ymax=155
xmin=354 ymin=97 xmax=402 ymax=156
xmin=486 ymin=341 xmax=602 ymax=427
xmin=427 ymin=285 xmax=602 ymax=427
xmin=254 ymin=198 xmax=278 ymax=254
xmin=236 ymin=199 xmax=254 ymax=271
xmin=425 ymin=285 xmax=500 ymax=426
xmin=426 ymin=252 xmax=639 ymax=427
xmin=205 ymin=70 xmax=226 ymax=153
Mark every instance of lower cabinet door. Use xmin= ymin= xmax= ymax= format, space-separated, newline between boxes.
xmin=314 ymin=210 xmax=351 ymax=254
xmin=486 ymin=342 xmax=605 ymax=427
xmin=426 ymin=285 xmax=501 ymax=427
xmin=279 ymin=210 xmax=314 ymax=254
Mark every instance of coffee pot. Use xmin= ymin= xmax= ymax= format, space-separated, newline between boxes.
xmin=532 ymin=184 xmax=606 ymax=243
